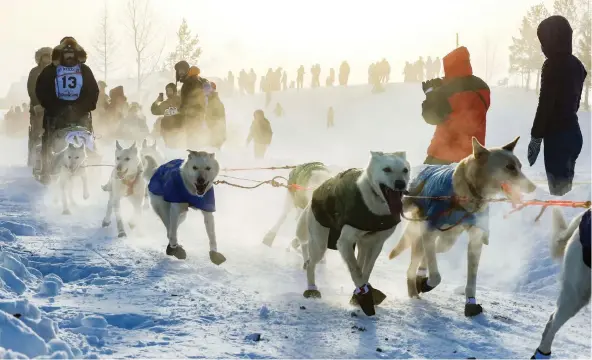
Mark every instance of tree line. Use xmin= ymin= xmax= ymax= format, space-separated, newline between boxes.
xmin=509 ymin=0 xmax=591 ymax=108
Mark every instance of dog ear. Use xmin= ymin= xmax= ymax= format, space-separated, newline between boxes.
xmin=130 ymin=141 xmax=137 ymax=150
xmin=68 ymin=142 xmax=75 ymax=149
xmin=392 ymin=151 xmax=406 ymax=160
xmin=116 ymin=140 xmax=122 ymax=151
xmin=151 ymin=142 xmax=157 ymax=149
xmin=142 ymin=139 xmax=148 ymax=148
xmin=370 ymin=151 xmax=384 ymax=158
xmin=186 ymin=149 xmax=195 ymax=159
xmin=502 ymin=136 xmax=520 ymax=152
xmin=472 ymin=137 xmax=489 ymax=159
xmin=208 ymin=152 xmax=216 ymax=159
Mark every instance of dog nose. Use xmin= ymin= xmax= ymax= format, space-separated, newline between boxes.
xmin=116 ymin=165 xmax=122 ymax=171
xmin=196 ymin=177 xmax=205 ymax=185
xmin=394 ymin=180 xmax=406 ymax=190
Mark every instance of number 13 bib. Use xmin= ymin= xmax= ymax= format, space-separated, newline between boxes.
xmin=55 ymin=65 xmax=83 ymax=101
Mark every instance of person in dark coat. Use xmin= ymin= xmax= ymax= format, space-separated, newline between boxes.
xmin=246 ymin=109 xmax=273 ymax=159
xmin=527 ymin=15 xmax=587 ymax=196
xmin=27 ymin=47 xmax=52 ymax=166
xmin=421 ymin=46 xmax=491 ymax=164
xmin=205 ymin=82 xmax=226 ymax=150
xmin=175 ymin=61 xmax=210 ymax=147
xmin=35 ymin=37 xmax=99 ymax=184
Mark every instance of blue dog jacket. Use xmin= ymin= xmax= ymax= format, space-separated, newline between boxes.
xmin=410 ymin=165 xmax=489 ymax=232
xmin=148 ymin=159 xmax=216 ymax=212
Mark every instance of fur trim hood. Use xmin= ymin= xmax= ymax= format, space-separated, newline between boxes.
xmin=35 ymin=47 xmax=53 ymax=65
xmin=51 ymin=37 xmax=87 ymax=66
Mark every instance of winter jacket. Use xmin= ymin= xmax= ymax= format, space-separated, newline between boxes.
xmin=35 ymin=64 xmax=99 ymax=119
xmin=422 ymin=46 xmax=490 ymax=163
xmin=179 ymin=68 xmax=209 ymax=118
xmin=531 ymin=15 xmax=587 ymax=139
xmin=247 ymin=117 xmax=273 ymax=145
xmin=205 ymin=92 xmax=227 ymax=146
xmin=151 ymin=95 xmax=181 ymax=116
xmin=27 ymin=65 xmax=45 ymax=114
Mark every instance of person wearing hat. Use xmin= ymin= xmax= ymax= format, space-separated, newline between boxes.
xmin=246 ymin=109 xmax=273 ymax=158
xmin=26 ymin=46 xmax=52 ymax=167
xmin=35 ymin=36 xmax=99 ymax=184
xmin=174 ymin=60 xmax=209 ymax=147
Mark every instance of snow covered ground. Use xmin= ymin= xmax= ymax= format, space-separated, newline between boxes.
xmin=0 ymin=83 xmax=589 ymax=358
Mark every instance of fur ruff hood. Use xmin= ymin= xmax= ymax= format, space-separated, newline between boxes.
xmin=51 ymin=37 xmax=87 ymax=66
xmin=35 ymin=47 xmax=53 ymax=65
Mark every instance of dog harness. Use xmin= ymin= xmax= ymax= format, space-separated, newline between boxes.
xmin=64 ymin=130 xmax=95 ymax=151
xmin=119 ymin=167 xmax=142 ymax=197
xmin=579 ymin=208 xmax=591 ymax=268
xmin=410 ymin=165 xmax=489 ymax=232
xmin=148 ymin=159 xmax=216 ymax=212
xmin=287 ymin=162 xmax=327 ymax=209
xmin=311 ymin=168 xmax=400 ymax=250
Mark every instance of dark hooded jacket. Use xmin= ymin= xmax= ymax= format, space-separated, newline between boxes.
xmin=531 ymin=15 xmax=587 ymax=139
xmin=27 ymin=47 xmax=53 ymax=114
xmin=179 ymin=66 xmax=209 ymax=118
xmin=35 ymin=38 xmax=99 ymax=121
xmin=422 ymin=46 xmax=490 ymax=162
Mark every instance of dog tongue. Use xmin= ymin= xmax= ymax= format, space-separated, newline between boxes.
xmin=386 ymin=190 xmax=403 ymax=217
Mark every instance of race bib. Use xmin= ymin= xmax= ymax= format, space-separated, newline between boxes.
xmin=55 ymin=65 xmax=83 ymax=101
xmin=164 ymin=107 xmax=178 ymax=116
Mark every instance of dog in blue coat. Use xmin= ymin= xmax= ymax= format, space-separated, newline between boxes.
xmin=389 ymin=136 xmax=537 ymax=316
xmin=144 ymin=150 xmax=226 ymax=264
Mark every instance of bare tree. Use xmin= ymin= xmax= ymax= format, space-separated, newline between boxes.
xmin=125 ymin=0 xmax=164 ymax=92
xmin=92 ymin=0 xmax=118 ymax=83
xmin=483 ymin=35 xmax=498 ymax=84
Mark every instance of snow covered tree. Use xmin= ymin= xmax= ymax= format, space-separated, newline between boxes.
xmin=92 ymin=0 xmax=118 ymax=83
xmin=577 ymin=8 xmax=591 ymax=108
xmin=164 ymin=18 xmax=202 ymax=69
xmin=553 ymin=0 xmax=580 ymax=29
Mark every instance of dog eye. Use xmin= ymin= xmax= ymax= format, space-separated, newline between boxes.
xmin=116 ymin=157 xmax=120 ymax=161
xmin=205 ymin=166 xmax=211 ymax=171
xmin=403 ymin=168 xmax=409 ymax=174
xmin=506 ymin=164 xmax=517 ymax=172
xmin=192 ymin=166 xmax=198 ymax=171
xmin=125 ymin=157 xmax=130 ymax=161
xmin=75 ymin=156 xmax=79 ymax=159
xmin=382 ymin=167 xmax=392 ymax=173
xmin=68 ymin=156 xmax=71 ymax=159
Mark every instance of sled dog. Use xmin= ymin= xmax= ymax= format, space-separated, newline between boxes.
xmin=144 ymin=150 xmax=226 ymax=264
xmin=531 ymin=208 xmax=590 ymax=359
xmin=295 ymin=151 xmax=409 ymax=316
xmin=101 ymin=141 xmax=146 ymax=238
xmin=141 ymin=138 xmax=165 ymax=165
xmin=52 ymin=143 xmax=90 ymax=215
xmin=262 ymin=162 xmax=332 ymax=248
xmin=388 ymin=137 xmax=537 ymax=317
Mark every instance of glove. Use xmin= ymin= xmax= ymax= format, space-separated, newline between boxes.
xmin=527 ymin=137 xmax=542 ymax=166
xmin=421 ymin=78 xmax=444 ymax=94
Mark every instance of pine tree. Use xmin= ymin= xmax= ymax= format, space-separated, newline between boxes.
xmin=553 ymin=0 xmax=579 ymax=29
xmin=577 ymin=8 xmax=591 ymax=108
xmin=165 ymin=18 xmax=202 ymax=69
xmin=509 ymin=18 xmax=535 ymax=89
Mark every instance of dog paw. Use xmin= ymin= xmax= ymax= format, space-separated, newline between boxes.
xmin=262 ymin=232 xmax=276 ymax=247
xmin=350 ymin=288 xmax=386 ymax=306
xmin=62 ymin=209 xmax=71 ymax=215
xmin=464 ymin=303 xmax=483 ymax=317
xmin=166 ymin=245 xmax=187 ymax=260
xmin=101 ymin=220 xmax=110 ymax=228
xmin=128 ymin=222 xmax=136 ymax=230
xmin=406 ymin=278 xmax=420 ymax=299
xmin=209 ymin=251 xmax=226 ymax=265
xmin=354 ymin=285 xmax=376 ymax=316
xmin=118 ymin=231 xmax=127 ymax=238
xmin=417 ymin=276 xmax=436 ymax=294
xmin=83 ymin=192 xmax=90 ymax=200
xmin=303 ymin=289 xmax=321 ymax=299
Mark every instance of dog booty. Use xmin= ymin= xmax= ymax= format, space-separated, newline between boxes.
xmin=166 ymin=245 xmax=187 ymax=260
xmin=531 ymin=349 xmax=551 ymax=359
xmin=209 ymin=251 xmax=226 ymax=265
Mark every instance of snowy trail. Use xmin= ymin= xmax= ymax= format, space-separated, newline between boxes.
xmin=0 ymin=84 xmax=589 ymax=358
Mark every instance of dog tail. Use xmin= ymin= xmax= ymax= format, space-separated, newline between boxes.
xmin=388 ymin=223 xmax=415 ymax=260
xmin=142 ymin=155 xmax=158 ymax=181
xmin=550 ymin=208 xmax=582 ymax=260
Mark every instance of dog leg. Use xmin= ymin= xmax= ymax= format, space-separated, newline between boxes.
xmin=302 ymin=210 xmax=327 ymax=299
xmin=296 ymin=205 xmax=311 ymax=268
xmin=68 ymin=180 xmax=77 ymax=207
xmin=534 ymin=239 xmax=591 ymax=357
xmin=203 ymin=211 xmax=226 ymax=265
xmin=263 ymin=191 xmax=293 ymax=247
xmin=60 ymin=177 xmax=71 ymax=215
xmin=113 ymin=197 xmax=126 ymax=238
xmin=351 ymin=234 xmax=391 ymax=306
xmin=81 ymin=169 xmax=90 ymax=200
xmin=406 ymin=232 xmax=426 ymax=298
xmin=420 ymin=231 xmax=441 ymax=293
xmin=465 ymin=227 xmax=485 ymax=316
xmin=102 ymin=190 xmax=114 ymax=228
xmin=165 ymin=203 xmax=187 ymax=259
xmin=128 ymin=194 xmax=143 ymax=232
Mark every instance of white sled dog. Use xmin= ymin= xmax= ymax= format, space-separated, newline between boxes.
xmin=102 ymin=141 xmax=146 ymax=238
xmin=140 ymin=138 xmax=165 ymax=165
xmin=52 ymin=143 xmax=90 ymax=215
xmin=143 ymin=150 xmax=226 ymax=264
xmin=531 ymin=208 xmax=591 ymax=359
xmin=262 ymin=162 xmax=333 ymax=249
xmin=388 ymin=137 xmax=537 ymax=317
xmin=295 ymin=151 xmax=409 ymax=316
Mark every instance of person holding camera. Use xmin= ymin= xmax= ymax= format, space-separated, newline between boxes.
xmin=151 ymin=83 xmax=182 ymax=140
xmin=420 ymin=46 xmax=490 ymax=165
